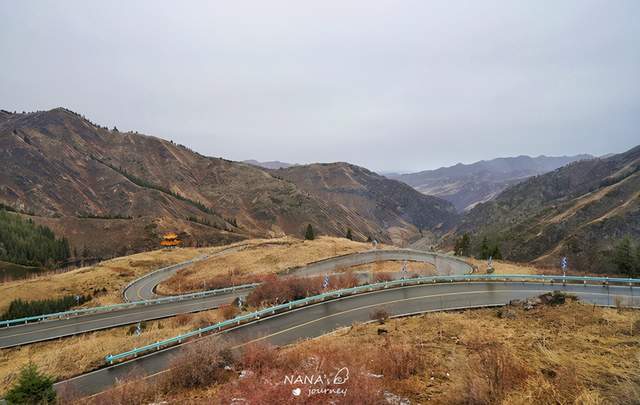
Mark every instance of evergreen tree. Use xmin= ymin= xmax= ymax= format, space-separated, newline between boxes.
xmin=0 ymin=209 xmax=70 ymax=268
xmin=491 ymin=244 xmax=503 ymax=260
xmin=479 ymin=237 xmax=490 ymax=260
xmin=5 ymin=363 xmax=56 ymax=404
xmin=454 ymin=233 xmax=471 ymax=256
xmin=346 ymin=228 xmax=353 ymax=240
xmin=304 ymin=224 xmax=315 ymax=241
xmin=366 ymin=235 xmax=372 ymax=243
xmin=613 ymin=237 xmax=636 ymax=277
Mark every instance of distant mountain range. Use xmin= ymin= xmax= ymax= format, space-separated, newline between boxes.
xmin=243 ymin=160 xmax=295 ymax=170
xmin=2 ymin=107 xmax=636 ymax=274
xmin=450 ymin=145 xmax=639 ymax=272
xmin=388 ymin=154 xmax=593 ymax=212
xmin=0 ymin=108 xmax=456 ymax=258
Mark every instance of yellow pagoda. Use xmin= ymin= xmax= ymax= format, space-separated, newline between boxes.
xmin=160 ymin=232 xmax=181 ymax=248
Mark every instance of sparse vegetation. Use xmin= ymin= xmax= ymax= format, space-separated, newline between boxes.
xmin=95 ymin=156 xmax=219 ymax=217
xmin=157 ymin=237 xmax=375 ymax=295
xmin=246 ymin=272 xmax=359 ymax=308
xmin=346 ymin=228 xmax=353 ymax=240
xmin=101 ymin=300 xmax=640 ymax=404
xmin=220 ymin=304 xmax=240 ymax=320
xmin=370 ymin=307 xmax=390 ymax=324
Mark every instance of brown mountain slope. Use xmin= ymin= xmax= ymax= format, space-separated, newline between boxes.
xmin=451 ymin=145 xmax=640 ymax=272
xmin=272 ymin=163 xmax=459 ymax=245
xmin=389 ymin=154 xmax=593 ymax=211
xmin=0 ymin=108 xmax=454 ymax=257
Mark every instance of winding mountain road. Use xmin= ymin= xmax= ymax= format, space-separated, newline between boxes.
xmin=0 ymin=249 xmax=470 ymax=348
xmin=55 ymin=281 xmax=640 ymax=398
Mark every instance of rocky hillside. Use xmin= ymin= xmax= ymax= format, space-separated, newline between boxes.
xmin=389 ymin=154 xmax=592 ymax=211
xmin=0 ymin=108 xmax=456 ymax=257
xmin=272 ymin=163 xmax=459 ymax=245
xmin=451 ymin=145 xmax=640 ymax=272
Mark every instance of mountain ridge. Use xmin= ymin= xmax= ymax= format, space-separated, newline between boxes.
xmin=450 ymin=145 xmax=640 ymax=272
xmin=388 ymin=154 xmax=594 ymax=211
xmin=0 ymin=107 xmax=456 ymax=257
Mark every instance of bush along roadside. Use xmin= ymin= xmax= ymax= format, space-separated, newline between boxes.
xmin=1 ymin=294 xmax=91 ymax=321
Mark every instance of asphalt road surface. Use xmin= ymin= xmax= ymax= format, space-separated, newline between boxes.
xmin=0 ymin=291 xmax=248 ymax=349
xmin=1 ymin=249 xmax=470 ymax=348
xmin=125 ymin=248 xmax=473 ymax=301
xmin=55 ymin=281 xmax=639 ymax=398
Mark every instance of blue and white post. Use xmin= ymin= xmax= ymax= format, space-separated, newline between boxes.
xmin=561 ymin=256 xmax=568 ymax=284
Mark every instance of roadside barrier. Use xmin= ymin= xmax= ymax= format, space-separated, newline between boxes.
xmin=0 ymin=283 xmax=259 ymax=328
xmin=105 ymin=273 xmax=640 ymax=364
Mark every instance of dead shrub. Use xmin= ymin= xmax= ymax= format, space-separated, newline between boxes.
xmin=373 ymin=342 xmax=424 ymax=380
xmin=373 ymin=272 xmax=393 ymax=282
xmin=370 ymin=307 xmax=390 ymax=324
xmin=161 ymin=338 xmax=230 ymax=390
xmin=86 ymin=372 xmax=156 ymax=405
xmin=455 ymin=342 xmax=529 ymax=404
xmin=221 ymin=304 xmax=240 ymax=320
xmin=171 ymin=313 xmax=192 ymax=327
xmin=240 ymin=340 xmax=279 ymax=374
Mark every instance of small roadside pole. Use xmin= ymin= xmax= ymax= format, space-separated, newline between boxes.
xmin=135 ymin=322 xmax=142 ymax=336
xmin=237 ymin=296 xmax=243 ymax=308
xmin=323 ymin=275 xmax=330 ymax=290
xmin=561 ymin=256 xmax=568 ymax=284
xmin=401 ymin=260 xmax=408 ymax=280
xmin=75 ymin=295 xmax=80 ymax=305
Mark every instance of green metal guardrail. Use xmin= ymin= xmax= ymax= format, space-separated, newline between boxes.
xmin=0 ymin=283 xmax=260 ymax=328
xmin=105 ymin=273 xmax=640 ymax=364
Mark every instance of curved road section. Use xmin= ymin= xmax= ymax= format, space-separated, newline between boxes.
xmin=126 ymin=248 xmax=473 ymax=301
xmin=56 ymin=281 xmax=639 ymax=397
xmin=0 ymin=249 xmax=470 ymax=348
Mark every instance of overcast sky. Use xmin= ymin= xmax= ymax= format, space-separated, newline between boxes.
xmin=1 ymin=1 xmax=639 ymax=172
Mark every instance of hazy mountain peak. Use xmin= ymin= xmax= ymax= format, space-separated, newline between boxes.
xmin=388 ymin=154 xmax=594 ymax=211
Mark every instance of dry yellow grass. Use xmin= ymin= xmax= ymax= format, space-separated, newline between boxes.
xmin=0 ymin=309 xmax=222 ymax=395
xmin=157 ymin=236 xmax=379 ymax=295
xmin=467 ymin=257 xmax=539 ymax=275
xmin=0 ymin=247 xmax=228 ymax=312
xmin=140 ymin=301 xmax=639 ymax=404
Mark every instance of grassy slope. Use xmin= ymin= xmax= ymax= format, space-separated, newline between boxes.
xmin=0 ymin=246 xmax=220 ymax=313
xmin=156 ymin=236 xmax=378 ymax=295
xmin=170 ymin=302 xmax=639 ymax=404
xmin=0 ymin=310 xmax=222 ymax=395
